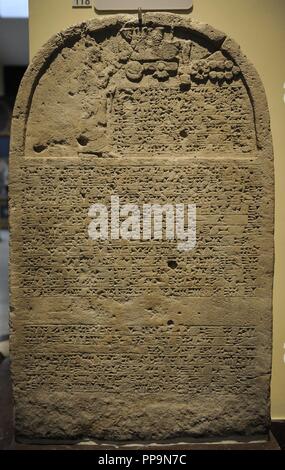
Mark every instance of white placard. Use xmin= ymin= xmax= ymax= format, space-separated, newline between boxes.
xmin=72 ymin=0 xmax=92 ymax=8
xmin=95 ymin=1 xmax=193 ymax=11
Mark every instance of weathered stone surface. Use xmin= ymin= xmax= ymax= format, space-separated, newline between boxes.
xmin=10 ymin=13 xmax=274 ymax=441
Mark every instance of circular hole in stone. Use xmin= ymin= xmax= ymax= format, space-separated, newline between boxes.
xmin=33 ymin=144 xmax=46 ymax=153
xmin=77 ymin=135 xmax=89 ymax=146
xmin=168 ymin=260 xmax=178 ymax=269
xmin=180 ymin=129 xmax=188 ymax=138
xmin=167 ymin=320 xmax=174 ymax=327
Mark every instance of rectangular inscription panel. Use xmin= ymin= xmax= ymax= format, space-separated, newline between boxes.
xmin=111 ymin=86 xmax=256 ymax=155
xmin=11 ymin=157 xmax=272 ymax=439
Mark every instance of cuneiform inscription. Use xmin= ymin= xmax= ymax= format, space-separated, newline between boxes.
xmin=11 ymin=160 xmax=269 ymax=300
xmin=111 ymin=85 xmax=256 ymax=155
xmin=16 ymin=324 xmax=257 ymax=395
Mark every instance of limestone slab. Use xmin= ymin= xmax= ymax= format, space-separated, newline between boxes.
xmin=10 ymin=13 xmax=274 ymax=441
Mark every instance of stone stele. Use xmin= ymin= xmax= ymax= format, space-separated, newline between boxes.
xmin=10 ymin=13 xmax=274 ymax=442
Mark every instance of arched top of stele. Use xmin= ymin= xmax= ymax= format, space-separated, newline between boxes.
xmin=11 ymin=13 xmax=272 ymax=161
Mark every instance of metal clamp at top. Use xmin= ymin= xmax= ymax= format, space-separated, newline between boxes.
xmin=138 ymin=7 xmax=143 ymax=29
